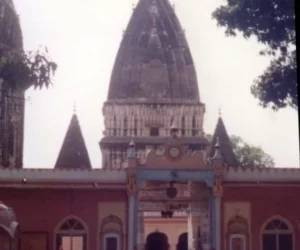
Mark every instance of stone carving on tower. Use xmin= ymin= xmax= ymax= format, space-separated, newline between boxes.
xmin=0 ymin=0 xmax=25 ymax=168
xmin=100 ymin=0 xmax=208 ymax=169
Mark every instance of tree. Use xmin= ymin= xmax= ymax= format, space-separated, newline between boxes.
xmin=206 ymin=134 xmax=275 ymax=168
xmin=0 ymin=45 xmax=57 ymax=91
xmin=212 ymin=0 xmax=297 ymax=110
xmin=230 ymin=135 xmax=275 ymax=168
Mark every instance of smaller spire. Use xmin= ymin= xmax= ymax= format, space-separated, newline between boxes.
xmin=208 ymin=112 xmax=238 ymax=167
xmin=218 ymin=107 xmax=222 ymax=117
xmin=54 ymin=113 xmax=92 ymax=170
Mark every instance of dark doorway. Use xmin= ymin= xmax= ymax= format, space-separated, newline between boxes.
xmin=177 ymin=233 xmax=188 ymax=250
xmin=146 ymin=232 xmax=169 ymax=250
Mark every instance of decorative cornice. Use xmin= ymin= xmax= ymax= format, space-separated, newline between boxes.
xmin=141 ymin=147 xmax=207 ymax=169
xmin=0 ymin=167 xmax=299 ymax=187
xmin=225 ymin=167 xmax=300 ymax=182
xmin=0 ymin=168 xmax=126 ymax=184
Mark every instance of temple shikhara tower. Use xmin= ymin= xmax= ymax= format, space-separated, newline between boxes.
xmin=0 ymin=1 xmax=299 ymax=250
xmin=100 ymin=0 xmax=208 ymax=169
xmin=0 ymin=0 xmax=25 ymax=168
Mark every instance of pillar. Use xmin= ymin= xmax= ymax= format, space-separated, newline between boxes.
xmin=211 ymin=137 xmax=224 ymax=250
xmin=211 ymin=195 xmax=221 ymax=250
xmin=215 ymin=196 xmax=221 ymax=250
xmin=128 ymin=194 xmax=138 ymax=250
xmin=126 ymin=139 xmax=138 ymax=250
xmin=187 ymin=182 xmax=211 ymax=250
xmin=137 ymin=211 xmax=144 ymax=250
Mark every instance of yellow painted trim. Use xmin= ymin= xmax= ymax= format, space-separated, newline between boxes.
xmin=97 ymin=215 xmax=124 ymax=250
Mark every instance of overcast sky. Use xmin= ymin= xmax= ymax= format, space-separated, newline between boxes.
xmin=14 ymin=0 xmax=299 ymax=168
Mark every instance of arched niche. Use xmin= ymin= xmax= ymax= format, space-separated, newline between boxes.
xmin=226 ymin=215 xmax=249 ymax=250
xmin=100 ymin=215 xmax=123 ymax=250
xmin=146 ymin=232 xmax=169 ymax=250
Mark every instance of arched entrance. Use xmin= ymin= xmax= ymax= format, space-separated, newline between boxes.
xmin=146 ymin=232 xmax=169 ymax=250
xmin=176 ymin=233 xmax=188 ymax=250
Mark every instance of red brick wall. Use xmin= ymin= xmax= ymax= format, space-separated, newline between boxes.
xmin=0 ymin=188 xmax=127 ymax=250
xmin=223 ymin=184 xmax=300 ymax=250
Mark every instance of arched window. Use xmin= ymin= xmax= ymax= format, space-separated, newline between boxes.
xmin=261 ymin=216 xmax=293 ymax=250
xmin=100 ymin=215 xmax=123 ymax=250
xmin=226 ymin=216 xmax=249 ymax=250
xmin=55 ymin=216 xmax=88 ymax=250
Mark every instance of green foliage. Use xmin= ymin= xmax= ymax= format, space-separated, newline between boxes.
xmin=230 ymin=135 xmax=275 ymax=168
xmin=212 ymin=0 xmax=297 ymax=110
xmin=206 ymin=134 xmax=275 ymax=167
xmin=0 ymin=45 xmax=57 ymax=91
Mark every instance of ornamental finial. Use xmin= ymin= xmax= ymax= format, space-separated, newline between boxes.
xmin=73 ymin=102 xmax=77 ymax=114
xmin=128 ymin=138 xmax=136 ymax=159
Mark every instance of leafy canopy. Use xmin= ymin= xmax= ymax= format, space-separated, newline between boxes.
xmin=206 ymin=133 xmax=275 ymax=168
xmin=0 ymin=45 xmax=57 ymax=91
xmin=212 ymin=0 xmax=297 ymax=110
xmin=230 ymin=135 xmax=275 ymax=168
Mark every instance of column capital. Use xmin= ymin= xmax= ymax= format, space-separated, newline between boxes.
xmin=127 ymin=175 xmax=137 ymax=195
xmin=212 ymin=171 xmax=223 ymax=197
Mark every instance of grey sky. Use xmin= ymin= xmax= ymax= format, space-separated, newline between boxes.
xmin=14 ymin=0 xmax=299 ymax=168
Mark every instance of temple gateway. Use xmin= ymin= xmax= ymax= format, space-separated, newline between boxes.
xmin=0 ymin=0 xmax=299 ymax=250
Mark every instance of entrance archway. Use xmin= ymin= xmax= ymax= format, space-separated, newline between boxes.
xmin=146 ymin=232 xmax=169 ymax=250
xmin=176 ymin=233 xmax=188 ymax=250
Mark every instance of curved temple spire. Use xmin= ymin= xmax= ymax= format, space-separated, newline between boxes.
xmin=107 ymin=0 xmax=200 ymax=104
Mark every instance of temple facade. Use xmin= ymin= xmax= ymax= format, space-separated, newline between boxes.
xmin=0 ymin=1 xmax=299 ymax=250
xmin=0 ymin=148 xmax=300 ymax=250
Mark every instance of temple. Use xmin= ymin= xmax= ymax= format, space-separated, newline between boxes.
xmin=0 ymin=1 xmax=299 ymax=250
